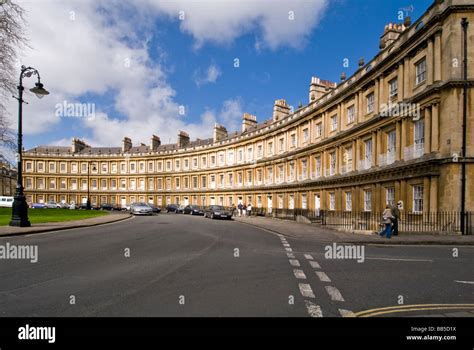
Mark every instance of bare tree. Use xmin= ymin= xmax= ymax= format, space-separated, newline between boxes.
xmin=0 ymin=0 xmax=28 ymax=150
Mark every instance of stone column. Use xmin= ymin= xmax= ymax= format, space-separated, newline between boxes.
xmin=424 ymin=107 xmax=432 ymax=154
xmin=423 ymin=177 xmax=431 ymax=213
xmin=427 ymin=38 xmax=434 ymax=85
xmin=434 ymin=32 xmax=442 ymax=82
xmin=398 ymin=61 xmax=404 ymax=101
xmin=374 ymin=78 xmax=380 ymax=115
xmin=401 ymin=118 xmax=407 ymax=160
xmin=376 ymin=129 xmax=382 ymax=166
xmin=431 ymin=103 xmax=439 ymax=152
xmin=396 ymin=120 xmax=401 ymax=161
xmin=404 ymin=57 xmax=410 ymax=98
xmin=430 ymin=176 xmax=438 ymax=212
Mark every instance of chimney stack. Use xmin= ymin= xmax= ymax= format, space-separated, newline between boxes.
xmin=122 ymin=137 xmax=132 ymax=153
xmin=309 ymin=77 xmax=337 ymax=103
xmin=150 ymin=135 xmax=161 ymax=151
xmin=71 ymin=138 xmax=89 ymax=153
xmin=213 ymin=123 xmax=228 ymax=142
xmin=272 ymin=99 xmax=290 ymax=122
xmin=242 ymin=113 xmax=257 ymax=132
xmin=380 ymin=22 xmax=406 ymax=50
xmin=178 ymin=131 xmax=190 ymax=148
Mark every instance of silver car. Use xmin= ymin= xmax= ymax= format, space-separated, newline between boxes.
xmin=130 ymin=202 xmax=153 ymax=215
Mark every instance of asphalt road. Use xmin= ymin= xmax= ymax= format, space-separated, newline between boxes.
xmin=0 ymin=213 xmax=473 ymax=317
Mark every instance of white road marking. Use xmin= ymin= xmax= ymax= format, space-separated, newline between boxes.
xmin=315 ymin=271 xmax=331 ymax=282
xmin=283 ymin=243 xmax=291 ymax=248
xmin=304 ymin=254 xmax=314 ymax=260
xmin=293 ymin=269 xmax=307 ymax=279
xmin=289 ymin=259 xmax=300 ymax=267
xmin=299 ymin=283 xmax=315 ymax=298
xmin=455 ymin=280 xmax=474 ymax=285
xmin=309 ymin=261 xmax=321 ymax=269
xmin=339 ymin=309 xmax=356 ymax=317
xmin=285 ymin=247 xmax=293 ymax=252
xmin=305 ymin=300 xmax=323 ymax=317
xmin=286 ymin=252 xmax=296 ymax=259
xmin=325 ymin=286 xmax=345 ymax=301
xmin=365 ymin=257 xmax=433 ymax=262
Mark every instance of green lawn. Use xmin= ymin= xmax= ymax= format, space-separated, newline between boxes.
xmin=0 ymin=208 xmax=108 ymax=226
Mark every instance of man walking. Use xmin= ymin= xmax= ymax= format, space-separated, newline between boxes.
xmin=391 ymin=201 xmax=401 ymax=236
xmin=247 ymin=203 xmax=252 ymax=217
xmin=237 ymin=202 xmax=243 ymax=217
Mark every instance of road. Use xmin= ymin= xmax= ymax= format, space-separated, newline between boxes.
xmin=0 ymin=213 xmax=473 ymax=317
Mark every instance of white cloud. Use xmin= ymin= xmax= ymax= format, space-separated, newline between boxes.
xmin=143 ymin=0 xmax=328 ymax=50
xmin=9 ymin=0 xmax=327 ymax=150
xmin=193 ymin=64 xmax=222 ymax=87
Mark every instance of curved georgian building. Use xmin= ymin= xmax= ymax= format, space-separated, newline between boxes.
xmin=23 ymin=0 xmax=473 ymax=215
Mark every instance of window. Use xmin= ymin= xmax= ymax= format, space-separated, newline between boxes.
xmin=226 ymin=152 xmax=233 ymax=165
xmin=363 ymin=190 xmax=372 ymax=212
xmin=193 ymin=157 xmax=198 ymax=168
xmin=148 ymin=162 xmax=153 ymax=172
xmin=301 ymin=194 xmax=308 ymax=210
xmin=101 ymin=179 xmax=107 ymax=190
xmin=26 ymin=162 xmax=32 ymax=171
xmin=344 ymin=147 xmax=353 ymax=172
xmin=389 ymin=78 xmax=398 ymax=98
xmin=166 ymin=161 xmax=171 ymax=171
xmin=288 ymin=195 xmax=295 ymax=210
xmin=329 ymin=151 xmax=336 ymax=175
xmin=257 ymin=145 xmax=263 ymax=157
xmin=345 ymin=192 xmax=352 ymax=211
xmin=193 ymin=177 xmax=198 ymax=189
xmin=184 ymin=177 xmax=189 ymax=189
xmin=278 ymin=165 xmax=284 ymax=182
xmin=202 ymin=156 xmax=207 ymax=167
xmin=303 ymin=128 xmax=309 ymax=143
xmin=247 ymin=148 xmax=253 ymax=161
xmin=112 ymin=163 xmax=117 ymax=173
xmin=279 ymin=138 xmax=285 ymax=152
xmin=267 ymin=142 xmax=273 ymax=156
xmin=315 ymin=156 xmax=321 ymax=177
xmin=386 ymin=187 xmax=395 ymax=206
xmin=130 ymin=162 xmax=136 ymax=172
xmin=238 ymin=150 xmax=243 ymax=162
xmin=38 ymin=162 xmax=44 ymax=172
xmin=184 ymin=159 xmax=189 ymax=169
xmin=289 ymin=162 xmax=295 ymax=180
xmin=364 ymin=139 xmax=373 ymax=166
xmin=210 ymin=156 xmax=216 ymax=166
xmin=367 ymin=93 xmax=375 ymax=113
xmin=60 ymin=163 xmax=66 ymax=172
xmin=290 ymin=134 xmax=297 ymax=147
xmin=301 ymin=159 xmax=308 ymax=178
xmin=139 ymin=162 xmax=145 ymax=172
xmin=330 ymin=115 xmax=338 ymax=131
xmin=416 ymin=58 xmax=426 ymax=85
xmin=267 ymin=167 xmax=273 ymax=183
xmin=347 ymin=105 xmax=355 ymax=124
xmin=228 ymin=173 xmax=234 ymax=186
xmin=175 ymin=160 xmax=180 ymax=170
xmin=49 ymin=162 xmax=55 ymax=172
xmin=201 ymin=176 xmax=207 ymax=188
xmin=329 ymin=192 xmax=336 ymax=211
xmin=414 ymin=120 xmax=425 ymax=146
xmin=315 ymin=123 xmax=323 ymax=138
xmin=413 ymin=185 xmax=424 ymax=213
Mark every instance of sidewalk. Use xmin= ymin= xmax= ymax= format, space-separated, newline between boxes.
xmin=0 ymin=212 xmax=132 ymax=237
xmin=233 ymin=216 xmax=474 ymax=245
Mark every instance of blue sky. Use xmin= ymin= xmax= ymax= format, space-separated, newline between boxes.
xmin=11 ymin=0 xmax=433 ymax=152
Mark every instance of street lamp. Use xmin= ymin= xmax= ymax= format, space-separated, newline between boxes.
xmin=86 ymin=162 xmax=97 ymax=210
xmin=9 ymin=65 xmax=49 ymax=227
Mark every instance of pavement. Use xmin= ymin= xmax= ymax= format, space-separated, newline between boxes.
xmin=233 ymin=216 xmax=474 ymax=245
xmin=0 ymin=211 xmax=132 ymax=237
xmin=0 ymin=213 xmax=472 ymax=318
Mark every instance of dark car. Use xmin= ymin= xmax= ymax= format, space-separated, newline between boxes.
xmin=183 ymin=205 xmax=204 ymax=215
xmin=166 ymin=204 xmax=179 ymax=213
xmin=100 ymin=203 xmax=114 ymax=210
xmin=204 ymin=205 xmax=233 ymax=220
xmin=148 ymin=204 xmax=161 ymax=213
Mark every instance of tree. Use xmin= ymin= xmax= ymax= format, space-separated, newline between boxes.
xmin=0 ymin=0 xmax=28 ymax=151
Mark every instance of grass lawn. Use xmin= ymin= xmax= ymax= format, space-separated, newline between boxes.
xmin=0 ymin=208 xmax=108 ymax=226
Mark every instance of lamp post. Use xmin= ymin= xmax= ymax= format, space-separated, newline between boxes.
xmin=86 ymin=162 xmax=96 ymax=210
xmin=9 ymin=66 xmax=49 ymax=227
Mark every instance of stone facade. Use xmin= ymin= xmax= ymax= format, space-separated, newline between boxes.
xmin=22 ymin=0 xmax=474 ymax=216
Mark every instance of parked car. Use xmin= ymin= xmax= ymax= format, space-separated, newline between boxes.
xmin=69 ymin=203 xmax=76 ymax=210
xmin=31 ymin=202 xmax=46 ymax=209
xmin=148 ymin=204 xmax=161 ymax=213
xmin=46 ymin=201 xmax=60 ymax=209
xmin=0 ymin=196 xmax=14 ymax=208
xmin=165 ymin=204 xmax=179 ymax=213
xmin=204 ymin=205 xmax=233 ymax=220
xmin=130 ymin=202 xmax=153 ymax=215
xmin=58 ymin=202 xmax=71 ymax=209
xmin=100 ymin=203 xmax=114 ymax=211
xmin=112 ymin=204 xmax=124 ymax=211
xmin=176 ymin=205 xmax=186 ymax=214
xmin=183 ymin=205 xmax=204 ymax=215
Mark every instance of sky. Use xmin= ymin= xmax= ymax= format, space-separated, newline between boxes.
xmin=5 ymin=0 xmax=433 ymax=156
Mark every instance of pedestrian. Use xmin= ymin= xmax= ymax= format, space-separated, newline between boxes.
xmin=379 ymin=204 xmax=394 ymax=239
xmin=231 ymin=203 xmax=237 ymax=216
xmin=391 ymin=202 xmax=401 ymax=236
xmin=237 ymin=202 xmax=243 ymax=217
xmin=242 ymin=203 xmax=247 ymax=217
xmin=247 ymin=203 xmax=252 ymax=217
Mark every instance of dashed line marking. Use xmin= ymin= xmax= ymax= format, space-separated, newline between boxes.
xmin=305 ymin=300 xmax=323 ymax=317
xmin=365 ymin=257 xmax=432 ymax=263
xmin=304 ymin=254 xmax=314 ymax=260
xmin=293 ymin=269 xmax=307 ymax=279
xmin=286 ymin=252 xmax=296 ymax=259
xmin=289 ymin=259 xmax=300 ymax=267
xmin=283 ymin=243 xmax=291 ymax=248
xmin=285 ymin=247 xmax=293 ymax=252
xmin=325 ymin=286 xmax=345 ymax=302
xmin=309 ymin=261 xmax=321 ymax=269
xmin=455 ymin=280 xmax=474 ymax=285
xmin=339 ymin=309 xmax=356 ymax=317
xmin=315 ymin=271 xmax=331 ymax=282
xmin=299 ymin=283 xmax=315 ymax=298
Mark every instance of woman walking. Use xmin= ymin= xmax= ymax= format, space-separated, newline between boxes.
xmin=379 ymin=205 xmax=394 ymax=239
